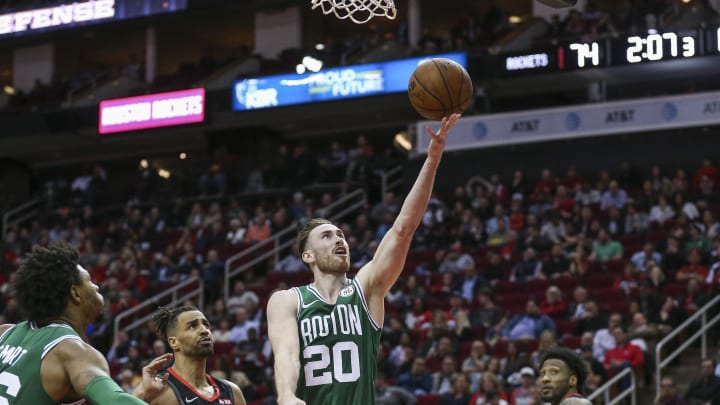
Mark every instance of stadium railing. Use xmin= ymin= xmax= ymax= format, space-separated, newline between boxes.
xmin=114 ymin=276 xmax=204 ymax=344
xmin=587 ymin=366 xmax=636 ymax=405
xmin=2 ymin=190 xmax=51 ymax=239
xmin=654 ymin=294 xmax=720 ymax=393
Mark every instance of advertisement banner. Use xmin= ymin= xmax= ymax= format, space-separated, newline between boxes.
xmin=0 ymin=0 xmax=187 ymax=38
xmin=99 ymin=88 xmax=204 ymax=134
xmin=232 ymin=52 xmax=467 ymax=111
xmin=414 ymin=91 xmax=720 ymax=153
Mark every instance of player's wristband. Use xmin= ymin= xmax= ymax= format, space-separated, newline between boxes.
xmin=84 ymin=376 xmax=147 ymax=405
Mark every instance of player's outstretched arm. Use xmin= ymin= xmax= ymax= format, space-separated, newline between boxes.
xmin=357 ymin=114 xmax=460 ymax=301
xmin=55 ymin=338 xmax=150 ymax=404
xmin=267 ymin=289 xmax=305 ymax=405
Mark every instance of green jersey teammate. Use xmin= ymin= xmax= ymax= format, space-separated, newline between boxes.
xmin=267 ymin=113 xmax=460 ymax=405
xmin=0 ymin=242 xmax=170 ymax=404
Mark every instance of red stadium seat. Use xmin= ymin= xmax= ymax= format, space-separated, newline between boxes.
xmin=416 ymin=395 xmax=441 ymax=405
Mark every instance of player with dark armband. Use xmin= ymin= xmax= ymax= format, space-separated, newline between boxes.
xmin=539 ymin=348 xmax=593 ymax=405
xmin=148 ymin=306 xmax=246 ymax=405
xmin=267 ymin=114 xmax=460 ymax=405
xmin=0 ymin=241 xmax=171 ymax=404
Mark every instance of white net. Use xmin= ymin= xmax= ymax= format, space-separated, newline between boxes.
xmin=310 ymin=0 xmax=397 ymax=24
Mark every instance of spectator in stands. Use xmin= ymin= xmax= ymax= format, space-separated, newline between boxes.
xmin=510 ymin=367 xmax=536 ymax=405
xmin=677 ymin=249 xmax=709 ymax=283
xmin=650 ymin=196 xmax=676 ymax=225
xmin=461 ymin=340 xmax=490 ymax=389
xmin=432 ymin=355 xmax=458 ymax=394
xmin=469 ymin=373 xmax=508 ymax=405
xmin=631 ymin=242 xmax=663 ymax=271
xmin=453 ymin=260 xmax=488 ymax=302
xmin=502 ymin=298 xmax=556 ymax=340
xmin=228 ymin=307 xmax=259 ymax=344
xmin=397 ymin=356 xmax=433 ymax=395
xmin=662 ymin=237 xmax=684 ymax=273
xmin=614 ymin=262 xmax=644 ymax=294
xmin=579 ymin=345 xmax=607 ymax=396
xmin=372 ymin=191 xmax=400 ymax=226
xmin=470 ymin=289 xmax=504 ymax=331
xmin=625 ymin=203 xmax=651 ymax=234
xmin=509 ymin=248 xmax=544 ymax=282
xmin=501 ymin=341 xmax=532 ymax=385
xmin=541 ymin=211 xmax=565 ymax=244
xmin=439 ymin=242 xmax=475 ymax=274
xmin=212 ymin=317 xmax=233 ymax=343
xmin=600 ymin=180 xmax=628 ymax=211
xmin=543 ymin=244 xmax=571 ymax=279
xmin=244 ymin=209 xmax=272 ymax=244
xmin=486 ymin=204 xmax=510 ymax=236
xmin=569 ymin=286 xmax=590 ymax=320
xmin=226 ymin=218 xmax=247 ymax=246
xmin=226 ymin=281 xmax=259 ymax=314
xmin=274 ymin=244 xmax=306 ymax=273
xmin=685 ymin=358 xmax=720 ymax=404
xmin=589 ymin=229 xmax=623 ymax=262
xmin=540 ymin=285 xmax=567 ymax=318
xmin=201 ymin=249 xmax=224 ymax=302
xmin=375 ymin=371 xmax=416 ymax=405
xmin=439 ymin=373 xmax=473 ymax=405
xmin=655 ymin=376 xmax=689 ymax=405
xmin=604 ymin=326 xmax=644 ymax=383
xmin=573 ymin=300 xmax=607 ymax=335
xmin=485 ymin=251 xmax=507 ymax=284
xmin=606 ymin=206 xmax=626 ymax=236
xmin=677 ymin=278 xmax=707 ymax=316
xmin=592 ymin=312 xmax=622 ymax=363
xmin=700 ymin=210 xmax=720 ymax=239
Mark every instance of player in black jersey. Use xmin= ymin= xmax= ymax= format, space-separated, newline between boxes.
xmin=539 ymin=348 xmax=592 ymax=405
xmin=150 ymin=306 xmax=246 ymax=405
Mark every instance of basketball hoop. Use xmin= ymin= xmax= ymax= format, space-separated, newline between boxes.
xmin=310 ymin=0 xmax=397 ymax=24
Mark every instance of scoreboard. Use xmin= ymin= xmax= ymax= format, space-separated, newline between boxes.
xmin=501 ymin=26 xmax=720 ymax=73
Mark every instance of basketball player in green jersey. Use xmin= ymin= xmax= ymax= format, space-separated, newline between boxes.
xmin=267 ymin=113 xmax=461 ymax=405
xmin=539 ymin=348 xmax=592 ymax=405
xmin=0 ymin=242 xmax=171 ymax=404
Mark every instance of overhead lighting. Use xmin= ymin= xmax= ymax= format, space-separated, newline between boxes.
xmin=508 ymin=15 xmax=522 ymax=24
xmin=140 ymin=159 xmax=149 ymax=169
xmin=3 ymin=85 xmax=14 ymax=95
xmin=179 ymin=152 xmax=187 ymax=160
xmin=296 ymin=64 xmax=306 ymax=74
xmin=315 ymin=43 xmax=326 ymax=51
xmin=648 ymin=28 xmax=658 ymax=34
xmin=302 ymin=56 xmax=323 ymax=73
xmin=393 ymin=131 xmax=412 ymax=152
xmin=158 ymin=169 xmax=171 ymax=179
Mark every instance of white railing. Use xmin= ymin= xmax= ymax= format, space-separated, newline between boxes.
xmin=655 ymin=294 xmax=720 ymax=392
xmin=113 ymin=276 xmax=204 ymax=343
xmin=2 ymin=192 xmax=50 ymax=238
xmin=223 ymin=189 xmax=367 ymax=301
xmin=379 ymin=165 xmax=404 ymax=200
xmin=587 ymin=366 xmax=636 ymax=405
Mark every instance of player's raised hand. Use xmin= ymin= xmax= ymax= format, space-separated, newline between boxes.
xmin=425 ymin=113 xmax=460 ymax=153
xmin=134 ymin=353 xmax=173 ymax=401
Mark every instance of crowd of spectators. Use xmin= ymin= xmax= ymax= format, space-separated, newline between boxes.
xmin=3 ymin=152 xmax=720 ymax=403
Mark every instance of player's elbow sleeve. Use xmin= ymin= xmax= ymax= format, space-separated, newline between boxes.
xmin=84 ymin=376 xmax=147 ymax=405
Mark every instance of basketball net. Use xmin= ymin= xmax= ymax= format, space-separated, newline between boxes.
xmin=310 ymin=0 xmax=397 ymax=24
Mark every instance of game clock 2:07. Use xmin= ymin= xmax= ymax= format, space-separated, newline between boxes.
xmin=625 ymin=32 xmax=697 ymax=63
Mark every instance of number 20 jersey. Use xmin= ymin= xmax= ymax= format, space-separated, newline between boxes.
xmin=294 ymin=278 xmax=381 ymax=405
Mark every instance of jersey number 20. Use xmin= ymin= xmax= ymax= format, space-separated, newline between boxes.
xmin=303 ymin=342 xmax=360 ymax=386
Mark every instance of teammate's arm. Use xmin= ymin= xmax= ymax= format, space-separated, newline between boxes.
xmin=356 ymin=115 xmax=459 ymax=309
xmin=58 ymin=339 xmax=150 ymax=404
xmin=267 ymin=289 xmax=305 ymax=405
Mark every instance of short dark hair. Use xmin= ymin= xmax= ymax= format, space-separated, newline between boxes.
xmin=152 ymin=305 xmax=198 ymax=340
xmin=13 ymin=242 xmax=82 ymax=323
xmin=297 ymin=218 xmax=332 ymax=253
xmin=540 ymin=347 xmax=588 ymax=392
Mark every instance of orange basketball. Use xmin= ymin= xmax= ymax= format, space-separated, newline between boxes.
xmin=408 ymin=58 xmax=473 ymax=121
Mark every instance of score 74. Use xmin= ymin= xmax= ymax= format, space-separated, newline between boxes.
xmin=569 ymin=42 xmax=600 ymax=68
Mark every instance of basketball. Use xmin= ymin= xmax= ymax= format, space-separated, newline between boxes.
xmin=408 ymin=58 xmax=473 ymax=121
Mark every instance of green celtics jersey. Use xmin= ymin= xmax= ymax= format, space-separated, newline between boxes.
xmin=294 ymin=277 xmax=381 ymax=405
xmin=0 ymin=321 xmax=84 ymax=404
